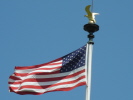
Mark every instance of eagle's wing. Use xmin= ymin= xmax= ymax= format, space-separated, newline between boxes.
xmin=85 ymin=5 xmax=92 ymax=17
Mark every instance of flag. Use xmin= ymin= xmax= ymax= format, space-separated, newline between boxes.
xmin=8 ymin=45 xmax=87 ymax=95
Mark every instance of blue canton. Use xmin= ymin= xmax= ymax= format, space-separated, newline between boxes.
xmin=60 ymin=45 xmax=86 ymax=73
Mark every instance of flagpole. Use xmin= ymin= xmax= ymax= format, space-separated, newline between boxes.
xmin=84 ymin=23 xmax=99 ymax=100
xmin=85 ymin=41 xmax=93 ymax=100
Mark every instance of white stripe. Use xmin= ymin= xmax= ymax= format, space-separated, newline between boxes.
xmin=47 ymin=60 xmax=62 ymax=64
xmin=15 ymin=64 xmax=62 ymax=73
xmin=9 ymin=66 xmax=85 ymax=82
xmin=9 ymin=71 xmax=85 ymax=87
xmin=28 ymin=68 xmax=60 ymax=73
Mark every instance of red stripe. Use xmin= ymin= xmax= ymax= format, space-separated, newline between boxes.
xmin=9 ymin=87 xmax=18 ymax=91
xmin=15 ymin=58 xmax=62 ymax=70
xmin=9 ymin=69 xmax=85 ymax=85
xmin=9 ymin=76 xmax=21 ymax=80
xmin=9 ymin=81 xmax=21 ymax=85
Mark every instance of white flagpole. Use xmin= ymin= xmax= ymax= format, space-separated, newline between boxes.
xmin=85 ymin=42 xmax=93 ymax=100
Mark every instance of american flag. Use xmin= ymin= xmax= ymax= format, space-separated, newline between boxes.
xmin=8 ymin=45 xmax=87 ymax=95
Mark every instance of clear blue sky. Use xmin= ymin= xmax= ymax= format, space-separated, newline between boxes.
xmin=0 ymin=0 xmax=132 ymax=100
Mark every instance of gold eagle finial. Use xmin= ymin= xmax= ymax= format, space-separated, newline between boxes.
xmin=85 ymin=5 xmax=99 ymax=23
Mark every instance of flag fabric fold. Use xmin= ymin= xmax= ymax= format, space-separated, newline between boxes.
xmin=8 ymin=45 xmax=87 ymax=95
